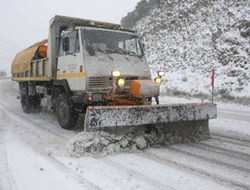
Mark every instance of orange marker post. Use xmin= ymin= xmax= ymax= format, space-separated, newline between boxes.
xmin=211 ymin=68 xmax=215 ymax=103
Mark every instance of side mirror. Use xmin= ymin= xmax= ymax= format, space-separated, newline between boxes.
xmin=63 ymin=37 xmax=69 ymax=52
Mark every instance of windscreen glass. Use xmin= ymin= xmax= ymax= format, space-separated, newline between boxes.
xmin=82 ymin=29 xmax=143 ymax=57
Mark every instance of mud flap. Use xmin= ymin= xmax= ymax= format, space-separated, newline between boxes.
xmin=84 ymin=103 xmax=217 ymax=133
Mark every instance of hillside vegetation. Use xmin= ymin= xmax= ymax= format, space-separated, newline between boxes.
xmin=122 ymin=0 xmax=250 ymax=98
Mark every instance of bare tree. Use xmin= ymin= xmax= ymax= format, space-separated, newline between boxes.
xmin=0 ymin=71 xmax=7 ymax=78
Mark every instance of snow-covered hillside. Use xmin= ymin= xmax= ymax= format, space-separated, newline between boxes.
xmin=122 ymin=0 xmax=250 ymax=98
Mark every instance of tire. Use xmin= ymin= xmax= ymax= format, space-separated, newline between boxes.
xmin=20 ymin=85 xmax=42 ymax=113
xmin=20 ymin=87 xmax=32 ymax=113
xmin=30 ymin=95 xmax=42 ymax=113
xmin=55 ymin=93 xmax=78 ymax=129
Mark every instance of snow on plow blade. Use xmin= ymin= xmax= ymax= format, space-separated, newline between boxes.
xmin=84 ymin=103 xmax=217 ymax=132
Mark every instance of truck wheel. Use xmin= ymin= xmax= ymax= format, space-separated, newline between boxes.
xmin=21 ymin=94 xmax=42 ymax=113
xmin=21 ymin=93 xmax=42 ymax=113
xmin=21 ymin=91 xmax=32 ymax=113
xmin=55 ymin=93 xmax=77 ymax=129
xmin=30 ymin=96 xmax=42 ymax=113
xmin=20 ymin=83 xmax=42 ymax=113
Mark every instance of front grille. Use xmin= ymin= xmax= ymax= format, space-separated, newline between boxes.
xmin=88 ymin=76 xmax=139 ymax=92
xmin=88 ymin=77 xmax=110 ymax=91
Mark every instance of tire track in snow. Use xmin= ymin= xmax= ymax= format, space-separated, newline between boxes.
xmin=100 ymin=157 xmax=174 ymax=190
xmin=167 ymin=146 xmax=250 ymax=173
xmin=141 ymin=149 xmax=250 ymax=190
xmin=199 ymin=141 xmax=250 ymax=159
xmin=175 ymin=143 xmax=250 ymax=170
xmin=0 ymin=144 xmax=17 ymax=190
xmin=0 ymin=109 xmax=22 ymax=190
xmin=105 ymin=154 xmax=234 ymax=190
xmin=42 ymin=155 xmax=101 ymax=190
xmin=190 ymin=143 xmax=250 ymax=162
xmin=0 ymin=109 xmax=17 ymax=190
xmin=211 ymin=133 xmax=250 ymax=148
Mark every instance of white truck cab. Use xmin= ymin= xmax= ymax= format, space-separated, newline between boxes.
xmin=57 ymin=26 xmax=153 ymax=104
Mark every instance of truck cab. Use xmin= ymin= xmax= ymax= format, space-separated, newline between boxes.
xmin=57 ymin=26 xmax=157 ymax=107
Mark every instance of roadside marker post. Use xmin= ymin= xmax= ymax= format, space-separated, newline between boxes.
xmin=211 ymin=68 xmax=215 ymax=103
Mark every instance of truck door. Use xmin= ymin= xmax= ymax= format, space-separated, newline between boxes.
xmin=57 ymin=30 xmax=85 ymax=91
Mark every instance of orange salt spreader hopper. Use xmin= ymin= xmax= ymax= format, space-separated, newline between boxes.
xmin=37 ymin=39 xmax=48 ymax=58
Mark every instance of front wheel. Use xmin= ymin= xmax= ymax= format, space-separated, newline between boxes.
xmin=55 ymin=93 xmax=78 ymax=129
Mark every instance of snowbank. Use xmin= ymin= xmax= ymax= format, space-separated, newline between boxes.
xmin=67 ymin=123 xmax=209 ymax=157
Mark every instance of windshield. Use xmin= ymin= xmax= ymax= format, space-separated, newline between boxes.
xmin=82 ymin=29 xmax=143 ymax=57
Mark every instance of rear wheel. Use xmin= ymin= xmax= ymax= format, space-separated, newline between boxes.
xmin=55 ymin=93 xmax=78 ymax=129
xmin=20 ymin=88 xmax=32 ymax=113
xmin=30 ymin=96 xmax=42 ymax=113
xmin=20 ymin=83 xmax=42 ymax=113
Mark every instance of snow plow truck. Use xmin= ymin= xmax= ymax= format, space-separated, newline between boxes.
xmin=11 ymin=15 xmax=216 ymax=138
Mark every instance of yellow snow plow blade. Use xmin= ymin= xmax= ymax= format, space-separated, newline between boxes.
xmin=84 ymin=103 xmax=217 ymax=135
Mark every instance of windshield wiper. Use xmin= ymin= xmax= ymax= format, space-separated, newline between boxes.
xmin=86 ymin=44 xmax=113 ymax=60
xmin=105 ymin=48 xmax=130 ymax=61
xmin=106 ymin=53 xmax=113 ymax=60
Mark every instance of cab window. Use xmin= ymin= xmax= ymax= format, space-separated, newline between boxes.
xmin=59 ymin=31 xmax=80 ymax=56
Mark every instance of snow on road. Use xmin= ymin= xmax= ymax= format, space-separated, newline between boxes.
xmin=0 ymin=79 xmax=250 ymax=190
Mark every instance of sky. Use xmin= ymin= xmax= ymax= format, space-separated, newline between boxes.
xmin=0 ymin=0 xmax=141 ymax=74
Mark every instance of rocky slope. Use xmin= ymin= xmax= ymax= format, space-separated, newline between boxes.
xmin=122 ymin=0 xmax=250 ymax=98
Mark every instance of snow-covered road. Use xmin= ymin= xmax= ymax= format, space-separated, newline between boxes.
xmin=0 ymin=79 xmax=249 ymax=190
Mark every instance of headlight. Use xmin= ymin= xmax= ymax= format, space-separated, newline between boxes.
xmin=112 ymin=70 xmax=120 ymax=77
xmin=155 ymin=77 xmax=161 ymax=84
xmin=86 ymin=94 xmax=92 ymax=101
xmin=158 ymin=71 xmax=165 ymax=77
xmin=117 ymin=78 xmax=125 ymax=88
